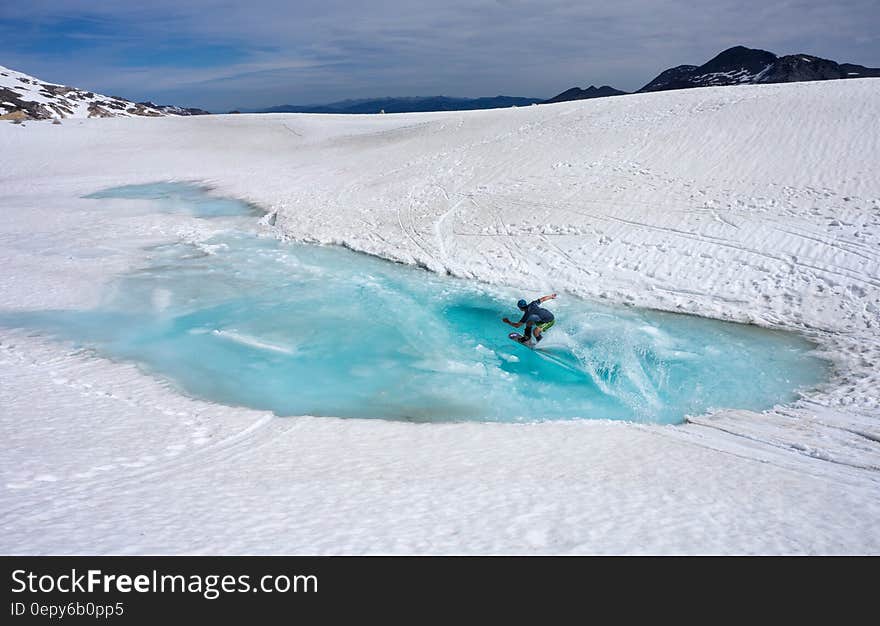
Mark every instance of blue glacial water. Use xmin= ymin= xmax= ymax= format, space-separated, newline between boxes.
xmin=1 ymin=183 xmax=829 ymax=424
xmin=85 ymin=182 xmax=263 ymax=217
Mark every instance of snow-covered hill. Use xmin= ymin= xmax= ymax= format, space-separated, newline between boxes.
xmin=0 ymin=79 xmax=878 ymax=555
xmin=0 ymin=65 xmax=209 ymax=120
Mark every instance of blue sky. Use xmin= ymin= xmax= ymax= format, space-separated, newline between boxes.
xmin=2 ymin=0 xmax=878 ymax=111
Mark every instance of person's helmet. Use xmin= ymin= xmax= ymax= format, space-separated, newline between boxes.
xmin=517 ymin=299 xmax=528 ymax=310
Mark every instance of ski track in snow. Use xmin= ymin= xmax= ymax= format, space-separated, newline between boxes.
xmin=1 ymin=79 xmax=878 ymax=554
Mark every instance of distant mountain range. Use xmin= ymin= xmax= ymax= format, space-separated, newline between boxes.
xmin=247 ymin=95 xmax=543 ymax=114
xmin=0 ymin=65 xmax=209 ymax=121
xmin=545 ymin=45 xmax=880 ymax=104
xmin=3 ymin=44 xmax=878 ymax=121
xmin=253 ymin=46 xmax=878 ymax=112
xmin=543 ymin=85 xmax=627 ymax=104
xmin=637 ymin=45 xmax=880 ymax=93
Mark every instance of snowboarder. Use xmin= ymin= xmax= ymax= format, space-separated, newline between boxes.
xmin=503 ymin=294 xmax=557 ymax=344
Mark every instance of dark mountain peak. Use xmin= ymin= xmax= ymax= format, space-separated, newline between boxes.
xmin=700 ymin=46 xmax=777 ymax=74
xmin=759 ymin=53 xmax=844 ymax=83
xmin=544 ymin=84 xmax=628 ymax=104
xmin=585 ymin=85 xmax=623 ymax=94
xmin=638 ymin=45 xmax=878 ymax=93
xmin=639 ymin=65 xmax=700 ymax=92
xmin=640 ymin=46 xmax=778 ymax=93
xmin=839 ymin=63 xmax=880 ymax=78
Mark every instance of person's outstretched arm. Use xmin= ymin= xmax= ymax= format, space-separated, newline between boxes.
xmin=539 ymin=293 xmax=558 ymax=303
xmin=502 ymin=317 xmax=523 ymax=327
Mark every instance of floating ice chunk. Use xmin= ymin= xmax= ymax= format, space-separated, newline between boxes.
xmin=475 ymin=343 xmax=496 ymax=357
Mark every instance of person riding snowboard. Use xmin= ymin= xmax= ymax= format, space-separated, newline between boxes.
xmin=503 ymin=293 xmax=557 ymax=343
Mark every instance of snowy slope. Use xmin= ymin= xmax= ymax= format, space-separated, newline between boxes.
xmin=0 ymin=79 xmax=878 ymax=554
xmin=0 ymin=65 xmax=207 ymax=120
